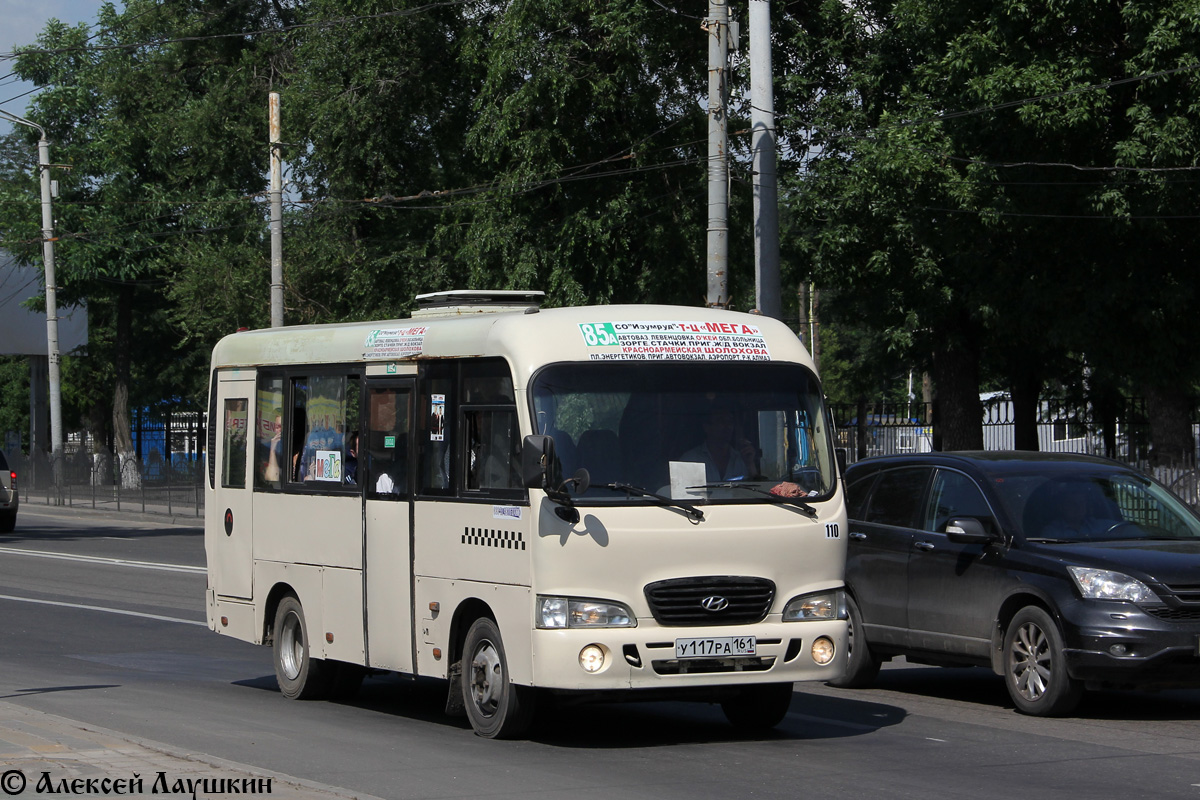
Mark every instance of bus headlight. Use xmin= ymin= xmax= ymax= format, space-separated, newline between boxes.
xmin=537 ymin=596 xmax=637 ymax=629
xmin=782 ymin=589 xmax=847 ymax=621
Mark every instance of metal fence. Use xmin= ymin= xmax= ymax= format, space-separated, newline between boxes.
xmin=828 ymin=398 xmax=1155 ymax=466
xmin=14 ymin=409 xmax=207 ymax=519
xmin=827 ymin=398 xmax=1200 ymax=508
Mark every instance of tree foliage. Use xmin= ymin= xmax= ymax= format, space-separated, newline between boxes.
xmin=780 ymin=0 xmax=1200 ymax=457
xmin=1 ymin=0 xmax=1198 ymax=464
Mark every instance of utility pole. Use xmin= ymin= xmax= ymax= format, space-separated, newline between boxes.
xmin=269 ymin=92 xmax=284 ymax=328
xmin=748 ymin=0 xmax=781 ymax=320
xmin=705 ymin=0 xmax=730 ymax=308
xmin=1 ymin=110 xmax=64 ymax=494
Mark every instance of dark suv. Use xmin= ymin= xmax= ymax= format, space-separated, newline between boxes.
xmin=836 ymin=451 xmax=1200 ymax=716
xmin=0 ymin=449 xmax=17 ymax=532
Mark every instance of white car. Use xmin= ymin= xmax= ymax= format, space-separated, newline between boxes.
xmin=0 ymin=449 xmax=17 ymax=532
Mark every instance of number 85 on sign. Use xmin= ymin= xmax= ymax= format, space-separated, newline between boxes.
xmin=580 ymin=323 xmax=619 ymax=347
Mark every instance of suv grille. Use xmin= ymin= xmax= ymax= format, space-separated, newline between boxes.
xmin=644 ymin=576 xmax=774 ymax=626
xmin=1164 ymin=584 xmax=1200 ymax=604
xmin=1145 ymin=606 xmax=1200 ymax=622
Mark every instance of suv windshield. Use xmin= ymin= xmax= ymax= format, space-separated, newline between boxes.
xmin=990 ymin=468 xmax=1200 ymax=542
xmin=530 ymin=362 xmax=836 ymax=504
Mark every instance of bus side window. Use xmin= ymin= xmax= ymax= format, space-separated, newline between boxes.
xmin=287 ymin=373 xmax=360 ymax=490
xmin=460 ymin=359 xmax=520 ymax=496
xmin=465 ymin=408 xmax=519 ymax=491
xmin=255 ymin=375 xmax=284 ymax=489
xmin=221 ymin=398 xmax=249 ymax=489
xmin=419 ymin=366 xmax=454 ymax=495
xmin=367 ymin=387 xmax=408 ymax=499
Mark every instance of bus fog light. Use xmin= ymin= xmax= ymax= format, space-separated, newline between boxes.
xmin=579 ymin=644 xmax=607 ymax=673
xmin=811 ymin=636 xmax=835 ymax=665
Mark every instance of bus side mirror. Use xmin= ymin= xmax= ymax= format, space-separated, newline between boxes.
xmin=521 ymin=434 xmax=557 ymax=489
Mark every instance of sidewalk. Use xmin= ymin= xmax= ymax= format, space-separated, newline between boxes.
xmin=19 ymin=483 xmax=205 ymax=528
xmin=18 ymin=501 xmax=203 ymax=530
xmin=0 ymin=701 xmax=383 ymax=799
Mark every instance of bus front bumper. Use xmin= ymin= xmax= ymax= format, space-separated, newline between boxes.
xmin=530 ymin=618 xmax=849 ymax=691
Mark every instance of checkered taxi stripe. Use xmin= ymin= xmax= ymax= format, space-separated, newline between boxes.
xmin=462 ymin=527 xmax=526 ymax=550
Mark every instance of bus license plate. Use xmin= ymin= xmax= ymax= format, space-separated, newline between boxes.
xmin=675 ymin=636 xmax=756 ymax=659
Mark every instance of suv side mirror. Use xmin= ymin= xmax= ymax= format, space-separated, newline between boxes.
xmin=521 ymin=434 xmax=557 ymax=489
xmin=945 ymin=517 xmax=996 ymax=544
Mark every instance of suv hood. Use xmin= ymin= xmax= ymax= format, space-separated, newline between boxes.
xmin=1030 ymin=539 xmax=1200 ymax=587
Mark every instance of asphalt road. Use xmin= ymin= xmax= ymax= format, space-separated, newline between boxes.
xmin=2 ymin=507 xmax=1199 ymax=799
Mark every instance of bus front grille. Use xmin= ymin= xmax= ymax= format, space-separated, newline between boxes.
xmin=644 ymin=577 xmax=775 ymax=626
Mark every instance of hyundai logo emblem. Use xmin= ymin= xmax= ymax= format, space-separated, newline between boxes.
xmin=701 ymin=596 xmax=729 ymax=612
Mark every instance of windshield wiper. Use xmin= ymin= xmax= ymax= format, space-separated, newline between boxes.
xmin=599 ymin=482 xmax=705 ymax=524
xmin=689 ymin=482 xmax=818 ymax=519
xmin=1024 ymin=537 xmax=1077 ymax=544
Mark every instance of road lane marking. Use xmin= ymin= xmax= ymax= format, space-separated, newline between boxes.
xmin=0 ymin=593 xmax=205 ymax=626
xmin=0 ymin=546 xmax=204 ymax=574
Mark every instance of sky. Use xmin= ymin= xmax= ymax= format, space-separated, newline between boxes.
xmin=1 ymin=0 xmax=109 ymax=134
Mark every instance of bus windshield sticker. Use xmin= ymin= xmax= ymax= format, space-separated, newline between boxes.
xmin=363 ymin=326 xmax=427 ymax=360
xmin=313 ymin=450 xmax=342 ymax=482
xmin=493 ymin=505 xmax=522 ymax=521
xmin=430 ymin=394 xmax=446 ymax=441
xmin=579 ymin=321 xmax=771 ymax=362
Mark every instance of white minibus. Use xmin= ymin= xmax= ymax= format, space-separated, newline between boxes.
xmin=205 ymin=290 xmax=848 ymax=738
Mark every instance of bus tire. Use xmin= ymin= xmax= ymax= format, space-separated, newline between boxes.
xmin=461 ymin=617 xmax=535 ymax=739
xmin=273 ymin=596 xmax=334 ymax=700
xmin=720 ymin=682 xmax=794 ymax=730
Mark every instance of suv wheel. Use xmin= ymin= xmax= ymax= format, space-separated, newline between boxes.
xmin=1003 ymin=606 xmax=1083 ymax=716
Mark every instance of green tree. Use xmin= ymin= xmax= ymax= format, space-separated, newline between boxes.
xmin=3 ymin=2 xmax=289 ymax=481
xmin=780 ymin=0 xmax=1200 ymax=459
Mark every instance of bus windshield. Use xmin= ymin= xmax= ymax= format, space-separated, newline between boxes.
xmin=530 ymin=361 xmax=836 ymax=503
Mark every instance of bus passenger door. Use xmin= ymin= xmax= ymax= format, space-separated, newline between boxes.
xmin=210 ymin=374 xmax=255 ymax=599
xmin=362 ymin=380 xmax=415 ymax=673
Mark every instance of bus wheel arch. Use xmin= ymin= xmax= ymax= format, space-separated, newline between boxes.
xmin=262 ymin=582 xmax=298 ymax=645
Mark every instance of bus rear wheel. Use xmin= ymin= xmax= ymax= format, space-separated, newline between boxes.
xmin=273 ymin=596 xmax=334 ymax=700
xmin=461 ymin=617 xmax=535 ymax=738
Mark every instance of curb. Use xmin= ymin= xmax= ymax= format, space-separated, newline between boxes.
xmin=18 ymin=505 xmax=203 ymax=529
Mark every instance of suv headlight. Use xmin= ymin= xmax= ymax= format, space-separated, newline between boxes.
xmin=1068 ymin=567 xmax=1162 ymax=604
xmin=783 ymin=589 xmax=847 ymax=621
xmin=536 ymin=596 xmax=637 ymax=629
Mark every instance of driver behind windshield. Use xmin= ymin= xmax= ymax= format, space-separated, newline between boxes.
xmin=680 ymin=403 xmax=759 ymax=482
xmin=1041 ymin=482 xmax=1114 ymax=540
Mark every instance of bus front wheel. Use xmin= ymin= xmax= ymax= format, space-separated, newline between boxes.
xmin=273 ymin=596 xmax=334 ymax=700
xmin=720 ymin=682 xmax=794 ymax=730
xmin=461 ymin=617 xmax=535 ymax=738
